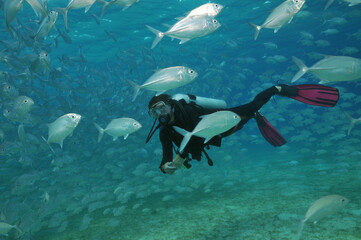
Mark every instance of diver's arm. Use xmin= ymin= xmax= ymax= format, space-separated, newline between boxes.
xmin=159 ymin=129 xmax=174 ymax=173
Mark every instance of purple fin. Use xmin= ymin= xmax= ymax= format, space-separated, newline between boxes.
xmin=292 ymin=84 xmax=339 ymax=107
xmin=254 ymin=112 xmax=286 ymax=147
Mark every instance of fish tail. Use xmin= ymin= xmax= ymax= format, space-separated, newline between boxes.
xmin=146 ymin=25 xmax=164 ymax=49
xmin=41 ymin=136 xmax=55 ymax=154
xmin=248 ymin=22 xmax=262 ymax=40
xmin=291 ymin=56 xmax=309 ymax=82
xmin=14 ymin=224 xmax=23 ymax=234
xmin=100 ymin=0 xmax=116 ymax=18
xmin=294 ymin=220 xmax=305 ymax=240
xmin=54 ymin=7 xmax=69 ymax=32
xmin=126 ymin=79 xmax=141 ymax=101
xmin=324 ymin=0 xmax=335 ymax=10
xmin=173 ymin=126 xmax=191 ymax=153
xmin=343 ymin=112 xmax=359 ymax=136
xmin=94 ymin=123 xmax=105 ymax=143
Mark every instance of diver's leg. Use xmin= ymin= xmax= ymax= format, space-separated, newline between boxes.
xmin=229 ymin=86 xmax=279 ymax=117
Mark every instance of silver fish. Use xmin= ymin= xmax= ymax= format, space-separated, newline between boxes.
xmin=173 ymin=111 xmax=241 ymax=152
xmin=54 ymin=0 xmax=96 ymax=31
xmin=1 ymin=83 xmax=19 ymax=100
xmin=291 ymin=55 xmax=361 ymax=83
xmin=127 ymin=66 xmax=198 ymax=101
xmin=184 ymin=3 xmax=223 ymax=18
xmin=25 ymin=0 xmax=48 ymax=19
xmin=0 ymin=222 xmax=22 ymax=235
xmin=34 ymin=10 xmax=58 ymax=39
xmin=99 ymin=0 xmax=139 ymax=17
xmin=4 ymin=0 xmax=24 ymax=27
xmin=296 ymin=195 xmax=349 ymax=240
xmin=146 ymin=15 xmax=221 ymax=49
xmin=0 ymin=71 xmax=7 ymax=81
xmin=248 ymin=0 xmax=305 ymax=40
xmin=94 ymin=118 xmax=142 ymax=142
xmin=45 ymin=113 xmax=82 ymax=148
xmin=325 ymin=0 xmax=361 ymax=9
xmin=13 ymin=96 xmax=34 ymax=118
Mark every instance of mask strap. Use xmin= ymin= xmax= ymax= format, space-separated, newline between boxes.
xmin=146 ymin=119 xmax=160 ymax=143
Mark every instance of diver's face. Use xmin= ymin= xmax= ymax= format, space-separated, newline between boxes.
xmin=149 ymin=101 xmax=172 ymax=119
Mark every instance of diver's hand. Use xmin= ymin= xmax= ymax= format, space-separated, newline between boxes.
xmin=172 ymin=154 xmax=185 ymax=169
xmin=162 ymin=162 xmax=177 ymax=175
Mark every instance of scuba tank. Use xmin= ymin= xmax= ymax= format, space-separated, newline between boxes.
xmin=171 ymin=94 xmax=227 ymax=110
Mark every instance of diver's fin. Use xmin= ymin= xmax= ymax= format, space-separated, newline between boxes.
xmin=290 ymin=84 xmax=339 ymax=107
xmin=254 ymin=112 xmax=286 ymax=147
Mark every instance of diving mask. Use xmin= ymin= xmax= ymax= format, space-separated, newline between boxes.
xmin=148 ymin=101 xmax=170 ymax=119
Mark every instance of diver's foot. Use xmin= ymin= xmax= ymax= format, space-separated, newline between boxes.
xmin=276 ymin=84 xmax=299 ymax=97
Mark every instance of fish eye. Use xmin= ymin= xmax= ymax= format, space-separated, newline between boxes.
xmin=24 ymin=100 xmax=28 ymax=103
xmin=342 ymin=199 xmax=345 ymax=202
xmin=215 ymin=4 xmax=218 ymax=7
xmin=190 ymin=70 xmax=194 ymax=74
xmin=133 ymin=123 xmax=137 ymax=126
xmin=71 ymin=115 xmax=75 ymax=118
xmin=213 ymin=19 xmax=217 ymax=23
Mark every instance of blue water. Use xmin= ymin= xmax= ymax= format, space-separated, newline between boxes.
xmin=0 ymin=0 xmax=361 ymax=239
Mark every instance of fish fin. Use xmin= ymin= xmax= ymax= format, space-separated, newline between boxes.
xmin=41 ymin=136 xmax=55 ymax=154
xmin=60 ymin=140 xmax=63 ymax=148
xmin=112 ymin=136 xmax=118 ymax=141
xmin=309 ymin=67 xmax=335 ymax=71
xmin=173 ymin=126 xmax=192 ymax=153
xmin=122 ymin=5 xmax=130 ymax=11
xmin=321 ymin=54 xmax=333 ymax=58
xmin=100 ymin=0 xmax=116 ymax=17
xmin=84 ymin=4 xmax=93 ymax=13
xmin=324 ymin=0 xmax=335 ymax=10
xmin=274 ymin=27 xmax=281 ymax=33
xmin=123 ymin=134 xmax=129 ymax=140
xmin=162 ymin=23 xmax=172 ymax=29
xmin=146 ymin=25 xmax=164 ymax=49
xmin=248 ymin=22 xmax=262 ymax=40
xmin=94 ymin=123 xmax=104 ymax=143
xmin=155 ymin=91 xmax=166 ymax=96
xmin=294 ymin=220 xmax=305 ymax=240
xmin=126 ymin=79 xmax=141 ymax=102
xmin=291 ymin=56 xmax=309 ymax=82
xmin=288 ymin=17 xmax=294 ymax=24
xmin=204 ymin=138 xmax=211 ymax=144
xmin=343 ymin=112 xmax=361 ymax=135
xmin=54 ymin=7 xmax=69 ymax=32
xmin=179 ymin=39 xmax=190 ymax=44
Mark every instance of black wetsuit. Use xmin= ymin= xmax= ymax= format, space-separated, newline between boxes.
xmin=158 ymin=86 xmax=279 ymax=173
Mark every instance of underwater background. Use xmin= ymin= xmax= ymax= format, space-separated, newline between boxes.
xmin=0 ymin=0 xmax=361 ymax=239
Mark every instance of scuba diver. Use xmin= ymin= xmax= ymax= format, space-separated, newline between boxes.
xmin=146 ymin=84 xmax=339 ymax=174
